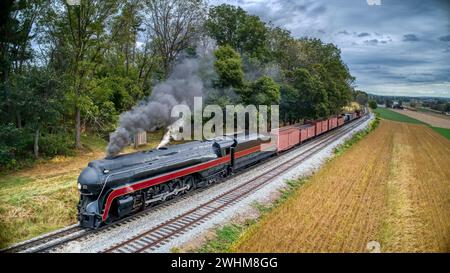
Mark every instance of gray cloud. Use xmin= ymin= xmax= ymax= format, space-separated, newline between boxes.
xmin=310 ymin=5 xmax=326 ymax=16
xmin=212 ymin=0 xmax=450 ymax=97
xmin=358 ymin=32 xmax=371 ymax=37
xmin=439 ymin=35 xmax=450 ymax=41
xmin=403 ymin=34 xmax=420 ymax=42
xmin=364 ymin=39 xmax=378 ymax=45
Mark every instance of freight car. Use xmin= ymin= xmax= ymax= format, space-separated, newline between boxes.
xmin=328 ymin=117 xmax=338 ymax=130
xmin=78 ymin=112 xmax=364 ymax=228
xmin=298 ymin=124 xmax=315 ymax=143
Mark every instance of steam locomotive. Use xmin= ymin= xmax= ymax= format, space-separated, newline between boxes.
xmin=77 ymin=110 xmax=365 ymax=228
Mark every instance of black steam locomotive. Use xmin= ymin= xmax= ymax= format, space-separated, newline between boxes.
xmin=77 ymin=134 xmax=275 ymax=228
xmin=78 ymin=110 xmax=366 ymax=229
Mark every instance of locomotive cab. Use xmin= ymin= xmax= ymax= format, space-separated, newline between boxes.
xmin=212 ymin=137 xmax=237 ymax=157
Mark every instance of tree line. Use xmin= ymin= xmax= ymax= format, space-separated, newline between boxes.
xmin=0 ymin=1 xmax=358 ymax=169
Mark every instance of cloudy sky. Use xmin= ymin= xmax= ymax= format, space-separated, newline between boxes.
xmin=211 ymin=0 xmax=450 ymax=97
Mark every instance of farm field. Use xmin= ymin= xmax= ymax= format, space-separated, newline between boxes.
xmin=418 ymin=108 xmax=450 ymax=121
xmin=373 ymin=108 xmax=425 ymax=124
xmin=233 ymin=120 xmax=450 ymax=252
xmin=391 ymin=109 xmax=450 ymax=129
xmin=0 ymin=131 xmax=165 ymax=248
xmin=374 ymin=107 xmax=450 ymax=140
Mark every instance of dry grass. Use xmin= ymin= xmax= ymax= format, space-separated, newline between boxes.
xmin=0 ymin=139 xmax=106 ymax=248
xmin=379 ymin=122 xmax=450 ymax=251
xmin=233 ymin=120 xmax=450 ymax=252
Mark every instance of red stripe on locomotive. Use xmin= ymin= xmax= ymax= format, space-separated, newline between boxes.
xmin=101 ymin=145 xmax=261 ymax=220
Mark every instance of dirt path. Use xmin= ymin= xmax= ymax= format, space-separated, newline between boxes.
xmin=392 ymin=109 xmax=450 ymax=128
xmin=233 ymin=120 xmax=450 ymax=252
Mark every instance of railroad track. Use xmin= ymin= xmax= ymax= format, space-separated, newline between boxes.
xmin=1 ymin=184 xmax=214 ymax=253
xmin=1 ymin=225 xmax=86 ymax=253
xmin=103 ymin=115 xmax=371 ymax=253
xmin=2 ymin=114 xmax=370 ymax=253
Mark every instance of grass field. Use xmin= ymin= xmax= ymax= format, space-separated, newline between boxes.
xmin=0 ymin=131 xmax=165 ymax=248
xmin=431 ymin=127 xmax=450 ymax=140
xmin=373 ymin=108 xmax=425 ymax=124
xmin=232 ymin=120 xmax=450 ymax=252
xmin=374 ymin=107 xmax=450 ymax=140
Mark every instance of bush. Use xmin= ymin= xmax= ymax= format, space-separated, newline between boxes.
xmin=0 ymin=123 xmax=75 ymax=170
xmin=39 ymin=132 xmax=75 ymax=157
xmin=0 ymin=124 xmax=34 ymax=169
xmin=368 ymin=100 xmax=377 ymax=109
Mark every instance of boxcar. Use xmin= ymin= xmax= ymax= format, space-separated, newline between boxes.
xmin=337 ymin=116 xmax=344 ymax=127
xmin=321 ymin=119 xmax=329 ymax=133
xmin=328 ymin=117 xmax=337 ymax=130
xmin=273 ymin=127 xmax=300 ymax=152
xmin=311 ymin=121 xmax=322 ymax=135
xmin=298 ymin=124 xmax=315 ymax=142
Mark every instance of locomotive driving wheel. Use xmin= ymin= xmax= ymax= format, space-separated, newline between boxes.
xmin=172 ymin=179 xmax=182 ymax=196
xmin=184 ymin=176 xmax=195 ymax=193
xmin=160 ymin=184 xmax=171 ymax=201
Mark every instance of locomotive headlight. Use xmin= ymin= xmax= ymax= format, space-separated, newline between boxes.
xmin=77 ymin=183 xmax=81 ymax=190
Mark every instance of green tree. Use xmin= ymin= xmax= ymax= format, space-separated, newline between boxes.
xmin=214 ymin=45 xmax=244 ymax=88
xmin=307 ymin=40 xmax=353 ymax=111
xmin=243 ymin=76 xmax=280 ymax=106
xmin=266 ymin=26 xmax=294 ymax=63
xmin=15 ymin=68 xmax=63 ymax=157
xmin=279 ymin=84 xmax=299 ymax=124
xmin=286 ymin=68 xmax=328 ymax=119
xmin=355 ymin=90 xmax=369 ymax=106
xmin=47 ymin=0 xmax=120 ymax=148
xmin=205 ymin=4 xmax=268 ymax=59
xmin=386 ymin=99 xmax=393 ymax=108
xmin=144 ymin=0 xmax=206 ymax=76
xmin=0 ymin=0 xmax=46 ymax=128
xmin=368 ymin=100 xmax=377 ymax=109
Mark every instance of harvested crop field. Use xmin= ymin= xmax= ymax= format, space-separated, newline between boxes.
xmin=233 ymin=120 xmax=450 ymax=253
xmin=392 ymin=109 xmax=450 ymax=129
